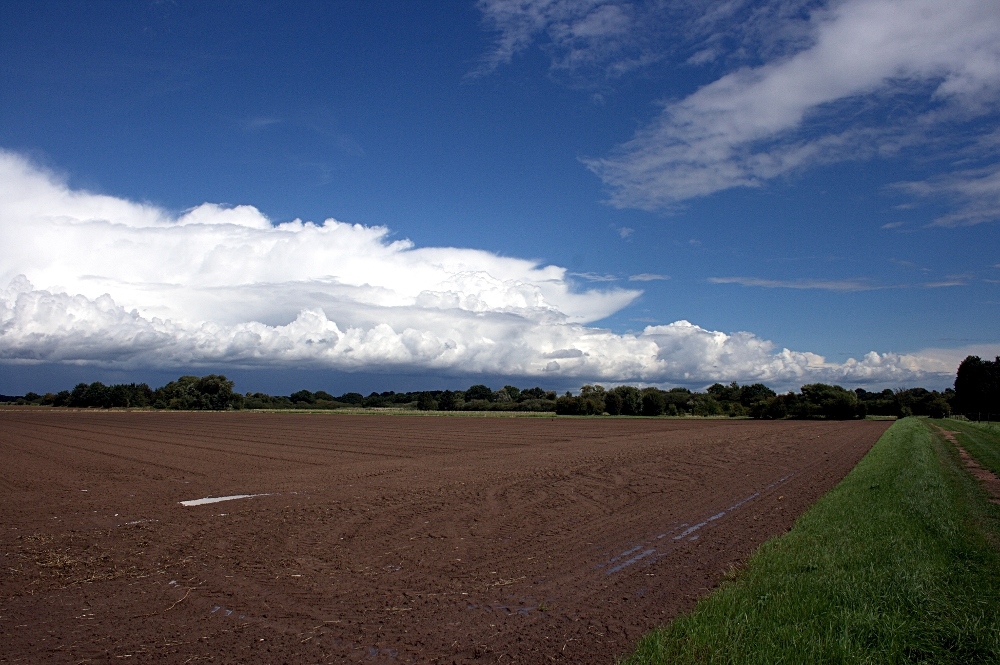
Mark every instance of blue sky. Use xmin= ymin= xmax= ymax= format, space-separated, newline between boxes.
xmin=1 ymin=0 xmax=998 ymax=394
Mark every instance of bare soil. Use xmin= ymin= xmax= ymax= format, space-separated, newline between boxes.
xmin=0 ymin=411 xmax=889 ymax=664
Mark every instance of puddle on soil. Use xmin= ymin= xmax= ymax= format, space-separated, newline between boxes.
xmin=179 ymin=494 xmax=270 ymax=507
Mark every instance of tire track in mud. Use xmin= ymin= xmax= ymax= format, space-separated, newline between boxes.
xmin=0 ymin=412 xmax=888 ymax=664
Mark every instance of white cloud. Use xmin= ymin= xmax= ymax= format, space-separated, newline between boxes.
xmin=472 ymin=0 xmax=822 ymax=81
xmin=710 ymin=276 xmax=969 ymax=291
xmin=709 ymin=276 xmax=883 ymax=292
xmin=0 ymin=150 xmax=969 ymax=389
xmin=471 ymin=0 xmax=663 ymax=79
xmin=893 ymin=165 xmax=1000 ymax=226
xmin=570 ymin=271 xmax=619 ymax=282
xmin=584 ymin=0 xmax=1000 ymax=209
xmin=628 ymin=273 xmax=669 ymax=281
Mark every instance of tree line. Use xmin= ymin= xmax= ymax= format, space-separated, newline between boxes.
xmin=2 ymin=355 xmax=997 ymax=418
xmin=5 ymin=375 xmax=244 ymax=411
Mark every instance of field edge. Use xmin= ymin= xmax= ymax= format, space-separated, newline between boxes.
xmin=617 ymin=417 xmax=1000 ymax=665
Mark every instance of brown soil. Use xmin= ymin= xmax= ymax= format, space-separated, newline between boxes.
xmin=0 ymin=411 xmax=889 ymax=664
xmin=934 ymin=426 xmax=1000 ymax=504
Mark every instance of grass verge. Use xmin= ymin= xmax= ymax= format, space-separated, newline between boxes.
xmin=942 ymin=419 xmax=1000 ymax=477
xmin=619 ymin=417 xmax=1000 ymax=664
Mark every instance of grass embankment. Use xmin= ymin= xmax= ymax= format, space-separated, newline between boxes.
xmin=943 ymin=419 xmax=1000 ymax=477
xmin=620 ymin=418 xmax=1000 ymax=664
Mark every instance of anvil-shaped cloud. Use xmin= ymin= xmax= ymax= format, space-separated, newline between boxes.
xmin=0 ymin=151 xmax=968 ymax=388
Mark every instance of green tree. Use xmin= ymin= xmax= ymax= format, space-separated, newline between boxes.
xmin=501 ymin=385 xmax=521 ymax=401
xmin=155 ymin=375 xmax=242 ymax=410
xmin=605 ymin=390 xmax=624 ymax=415
xmin=437 ymin=390 xmax=458 ymax=411
xmin=800 ymin=384 xmax=859 ymax=419
xmin=555 ymin=394 xmax=581 ymax=415
xmin=955 ymin=355 xmax=1000 ymax=417
xmin=641 ymin=388 xmax=666 ymax=416
xmin=740 ymin=383 xmax=776 ymax=408
xmin=690 ymin=393 xmax=721 ymax=416
xmin=338 ymin=392 xmax=364 ymax=405
xmin=465 ymin=384 xmax=493 ymax=402
xmin=580 ymin=384 xmax=607 ymax=414
xmin=611 ymin=386 xmax=642 ymax=416
xmin=290 ymin=390 xmax=315 ymax=404
xmin=416 ymin=392 xmax=438 ymax=411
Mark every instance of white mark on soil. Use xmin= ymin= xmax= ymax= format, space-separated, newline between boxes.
xmin=673 ymin=511 xmax=725 ymax=540
xmin=179 ymin=494 xmax=270 ymax=507
xmin=607 ymin=549 xmax=655 ymax=574
xmin=601 ymin=473 xmax=797 ymax=576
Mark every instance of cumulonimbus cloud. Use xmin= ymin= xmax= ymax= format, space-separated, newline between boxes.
xmin=0 ymin=150 xmax=975 ymax=388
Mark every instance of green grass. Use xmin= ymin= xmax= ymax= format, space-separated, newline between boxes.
xmin=619 ymin=418 xmax=1000 ymax=664
xmin=943 ymin=419 xmax=1000 ymax=477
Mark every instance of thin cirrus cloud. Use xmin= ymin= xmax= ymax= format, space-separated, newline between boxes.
xmin=569 ymin=0 xmax=1000 ymax=211
xmin=0 ymin=149 xmax=970 ymax=388
xmin=709 ymin=276 xmax=884 ymax=292
xmin=471 ymin=0 xmax=653 ymax=79
xmin=710 ymin=276 xmax=968 ymax=291
xmin=892 ymin=165 xmax=1000 ymax=227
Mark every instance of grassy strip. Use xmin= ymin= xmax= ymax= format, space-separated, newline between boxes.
xmin=620 ymin=418 xmax=1000 ymax=664
xmin=944 ymin=419 xmax=1000 ymax=477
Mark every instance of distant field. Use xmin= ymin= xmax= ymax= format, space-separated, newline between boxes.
xmin=621 ymin=418 xmax=1000 ymax=664
xmin=0 ymin=411 xmax=887 ymax=664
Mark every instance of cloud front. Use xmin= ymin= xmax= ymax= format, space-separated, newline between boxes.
xmin=0 ymin=150 xmax=970 ymax=388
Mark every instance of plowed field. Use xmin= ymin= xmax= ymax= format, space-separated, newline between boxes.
xmin=0 ymin=411 xmax=889 ymax=664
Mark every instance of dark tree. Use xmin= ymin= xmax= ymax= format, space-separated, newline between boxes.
xmin=501 ymin=385 xmax=521 ymax=402
xmin=437 ymin=390 xmax=458 ymax=411
xmin=465 ymin=384 xmax=494 ymax=402
xmin=155 ymin=375 xmax=242 ymax=410
xmin=611 ymin=386 xmax=642 ymax=415
xmin=800 ymin=384 xmax=860 ymax=419
xmin=290 ymin=390 xmax=315 ymax=404
xmin=740 ymin=383 xmax=776 ymax=408
xmin=416 ymin=392 xmax=438 ymax=411
xmin=555 ymin=395 xmax=581 ymax=415
xmin=604 ymin=390 xmax=624 ymax=415
xmin=520 ymin=387 xmax=547 ymax=400
xmin=955 ymin=355 xmax=1000 ymax=417
xmin=641 ymin=388 xmax=666 ymax=416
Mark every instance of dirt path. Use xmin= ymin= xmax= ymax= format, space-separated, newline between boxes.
xmin=0 ymin=412 xmax=888 ymax=664
xmin=932 ymin=424 xmax=1000 ymax=504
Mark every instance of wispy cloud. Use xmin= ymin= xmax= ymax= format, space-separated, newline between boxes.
xmin=711 ymin=275 xmax=969 ymax=291
xmin=570 ymin=271 xmax=619 ymax=282
xmin=471 ymin=0 xmax=822 ymax=82
xmin=0 ymin=149 xmax=963 ymax=388
xmin=881 ymin=221 xmax=905 ymax=230
xmin=582 ymin=0 xmax=1000 ymax=209
xmin=470 ymin=0 xmax=658 ymax=80
xmin=245 ymin=116 xmax=282 ymax=130
xmin=629 ymin=273 xmax=669 ymax=281
xmin=923 ymin=280 xmax=966 ymax=288
xmin=893 ymin=165 xmax=1000 ymax=227
xmin=709 ymin=276 xmax=884 ymax=292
